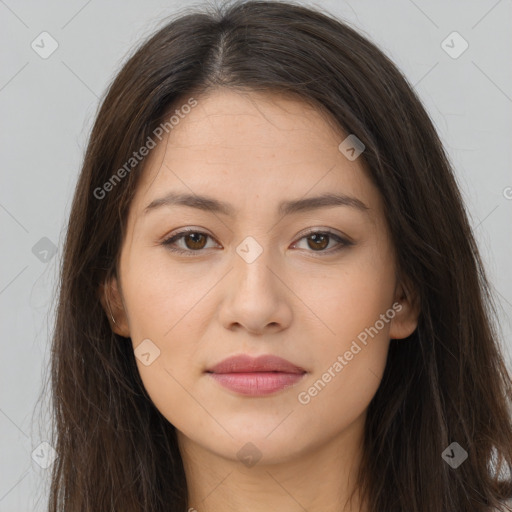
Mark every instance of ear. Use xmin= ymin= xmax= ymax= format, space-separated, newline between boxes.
xmin=389 ymin=276 xmax=420 ymax=340
xmin=98 ymin=273 xmax=131 ymax=338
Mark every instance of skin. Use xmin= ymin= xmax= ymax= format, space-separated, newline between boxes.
xmin=102 ymin=88 xmax=420 ymax=512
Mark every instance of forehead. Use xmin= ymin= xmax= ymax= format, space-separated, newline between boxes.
xmin=129 ymin=89 xmax=383 ymax=223
xmin=167 ymin=89 xmax=343 ymax=155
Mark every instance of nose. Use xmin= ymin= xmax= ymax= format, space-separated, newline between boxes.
xmin=217 ymin=237 xmax=293 ymax=335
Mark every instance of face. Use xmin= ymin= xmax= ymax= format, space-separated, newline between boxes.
xmin=104 ymin=88 xmax=419 ymax=466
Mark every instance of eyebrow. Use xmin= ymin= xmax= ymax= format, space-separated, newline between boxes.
xmin=143 ymin=191 xmax=369 ymax=217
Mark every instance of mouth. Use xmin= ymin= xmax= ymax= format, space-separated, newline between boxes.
xmin=205 ymin=354 xmax=307 ymax=396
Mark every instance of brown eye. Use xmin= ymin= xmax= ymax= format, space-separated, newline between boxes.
xmin=293 ymin=229 xmax=351 ymax=254
xmin=306 ymin=233 xmax=330 ymax=251
xmin=182 ymin=233 xmax=208 ymax=250
xmin=162 ymin=229 xmax=217 ymax=255
xmin=162 ymin=228 xmax=352 ymax=257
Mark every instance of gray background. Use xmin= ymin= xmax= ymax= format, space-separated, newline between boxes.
xmin=1 ymin=0 xmax=511 ymax=509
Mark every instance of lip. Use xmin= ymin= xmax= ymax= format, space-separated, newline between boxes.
xmin=206 ymin=354 xmax=307 ymax=396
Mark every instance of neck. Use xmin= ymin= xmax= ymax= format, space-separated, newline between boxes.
xmin=178 ymin=412 xmax=368 ymax=512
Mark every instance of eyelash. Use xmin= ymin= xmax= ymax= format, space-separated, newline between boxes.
xmin=161 ymin=227 xmax=353 ymax=257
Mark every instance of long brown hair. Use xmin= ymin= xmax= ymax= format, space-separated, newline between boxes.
xmin=44 ymin=0 xmax=512 ymax=510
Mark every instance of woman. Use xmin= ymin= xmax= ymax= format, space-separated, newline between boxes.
xmin=46 ymin=0 xmax=512 ymax=510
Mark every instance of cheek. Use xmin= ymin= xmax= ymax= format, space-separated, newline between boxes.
xmin=120 ymin=253 xmax=218 ymax=428
xmin=292 ymin=246 xmax=396 ymax=350
xmin=293 ymin=345 xmax=388 ymax=454
xmin=121 ymin=251 xmax=217 ymax=341
xmin=294 ymin=285 xmax=394 ymax=443
xmin=291 ymin=246 xmax=395 ymax=415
